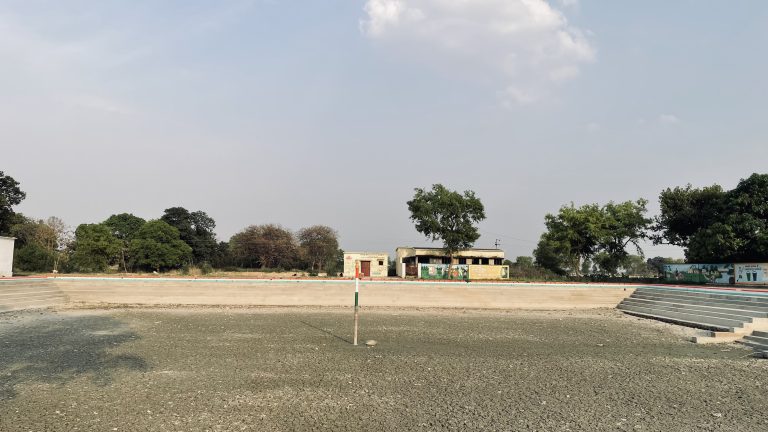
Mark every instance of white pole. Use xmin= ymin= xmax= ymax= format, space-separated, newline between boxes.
xmin=353 ymin=261 xmax=360 ymax=346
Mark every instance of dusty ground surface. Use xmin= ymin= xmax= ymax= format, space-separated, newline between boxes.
xmin=1 ymin=307 xmax=766 ymax=431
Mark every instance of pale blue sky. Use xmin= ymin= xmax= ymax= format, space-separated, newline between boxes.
xmin=3 ymin=1 xmax=767 ymax=259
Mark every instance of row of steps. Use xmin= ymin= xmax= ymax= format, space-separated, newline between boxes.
xmin=0 ymin=279 xmax=67 ymax=312
xmin=738 ymin=330 xmax=768 ymax=358
xmin=618 ymin=286 xmax=768 ymax=357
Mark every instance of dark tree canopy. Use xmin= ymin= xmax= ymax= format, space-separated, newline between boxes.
xmin=71 ymin=224 xmax=122 ymax=272
xmin=103 ymin=213 xmax=146 ymax=272
xmin=407 ymin=184 xmax=486 ymax=256
xmin=0 ymin=171 xmax=26 ymax=235
xmin=129 ymin=220 xmax=192 ymax=272
xmin=653 ymin=173 xmax=768 ymax=262
xmin=161 ymin=207 xmax=218 ymax=264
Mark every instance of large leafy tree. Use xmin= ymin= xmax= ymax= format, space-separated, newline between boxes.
xmin=0 ymin=171 xmax=26 ymax=235
xmin=534 ymin=200 xmax=651 ymax=276
xmin=71 ymin=224 xmax=122 ymax=272
xmin=653 ymin=173 xmax=768 ymax=262
xmin=297 ymin=225 xmax=339 ymax=271
xmin=161 ymin=207 xmax=217 ymax=264
xmin=103 ymin=213 xmax=146 ymax=272
xmin=129 ymin=220 xmax=192 ymax=272
xmin=229 ymin=224 xmax=297 ymax=269
xmin=406 ymin=184 xmax=486 ymax=258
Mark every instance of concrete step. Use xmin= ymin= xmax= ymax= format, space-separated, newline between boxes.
xmin=618 ymin=302 xmax=747 ymax=329
xmin=617 ymin=304 xmax=736 ymax=332
xmin=631 ymin=292 xmax=768 ymax=312
xmin=738 ymin=339 xmax=768 ymax=351
xmin=753 ymin=330 xmax=768 ymax=338
xmin=622 ymin=298 xmax=767 ymax=320
xmin=635 ymin=287 xmax=768 ymax=303
xmin=637 ymin=288 xmax=768 ymax=305
xmin=743 ymin=334 xmax=768 ymax=346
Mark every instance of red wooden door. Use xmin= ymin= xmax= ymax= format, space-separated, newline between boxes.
xmin=360 ymin=261 xmax=371 ymax=277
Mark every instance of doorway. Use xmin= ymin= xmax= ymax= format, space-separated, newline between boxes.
xmin=360 ymin=261 xmax=371 ymax=277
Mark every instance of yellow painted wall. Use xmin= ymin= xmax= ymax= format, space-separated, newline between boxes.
xmin=468 ymin=265 xmax=509 ymax=280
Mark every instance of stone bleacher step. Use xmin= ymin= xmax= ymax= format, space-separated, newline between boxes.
xmin=621 ymin=298 xmax=761 ymax=321
xmin=631 ymin=292 xmax=768 ymax=311
xmin=617 ymin=305 xmax=734 ymax=332
xmin=635 ymin=288 xmax=768 ymax=307
xmin=618 ymin=302 xmax=747 ymax=329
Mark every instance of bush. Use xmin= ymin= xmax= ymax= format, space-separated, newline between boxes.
xmin=14 ymin=244 xmax=54 ymax=273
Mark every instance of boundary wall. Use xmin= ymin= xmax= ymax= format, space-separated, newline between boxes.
xmin=0 ymin=277 xmax=639 ymax=310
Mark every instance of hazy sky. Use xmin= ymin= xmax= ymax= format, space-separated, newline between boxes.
xmin=3 ymin=1 xmax=767 ymax=259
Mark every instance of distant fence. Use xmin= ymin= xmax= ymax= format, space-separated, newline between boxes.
xmin=663 ymin=263 xmax=767 ymax=285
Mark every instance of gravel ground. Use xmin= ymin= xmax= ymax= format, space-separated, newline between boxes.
xmin=1 ymin=307 xmax=767 ymax=431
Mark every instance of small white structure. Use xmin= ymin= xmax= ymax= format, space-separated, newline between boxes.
xmin=0 ymin=236 xmax=15 ymax=277
xmin=343 ymin=252 xmax=389 ymax=278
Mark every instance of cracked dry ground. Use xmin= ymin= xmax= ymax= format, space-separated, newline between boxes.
xmin=1 ymin=307 xmax=767 ymax=431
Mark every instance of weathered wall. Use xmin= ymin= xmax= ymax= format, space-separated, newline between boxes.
xmin=0 ymin=237 xmax=14 ymax=278
xmin=343 ymin=253 xmax=388 ymax=278
xmin=468 ymin=265 xmax=509 ymax=280
xmin=49 ymin=278 xmax=634 ymax=310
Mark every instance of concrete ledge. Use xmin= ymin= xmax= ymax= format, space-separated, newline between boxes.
xmin=617 ymin=303 xmax=745 ymax=329
xmin=621 ymin=299 xmax=761 ymax=321
xmin=0 ymin=278 xmax=637 ymax=310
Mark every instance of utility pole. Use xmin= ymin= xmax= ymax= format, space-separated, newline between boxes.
xmin=494 ymin=239 xmax=501 ymax=249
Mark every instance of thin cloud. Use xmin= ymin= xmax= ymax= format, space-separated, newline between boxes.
xmin=360 ymin=0 xmax=596 ymax=105
xmin=659 ymin=114 xmax=680 ymax=124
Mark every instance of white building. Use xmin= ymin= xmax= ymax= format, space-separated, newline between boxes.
xmin=343 ymin=252 xmax=389 ymax=278
xmin=0 ymin=236 xmax=15 ymax=277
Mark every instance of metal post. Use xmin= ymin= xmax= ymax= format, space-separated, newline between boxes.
xmin=353 ymin=261 xmax=360 ymax=346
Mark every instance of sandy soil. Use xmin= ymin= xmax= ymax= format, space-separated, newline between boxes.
xmin=1 ymin=307 xmax=766 ymax=431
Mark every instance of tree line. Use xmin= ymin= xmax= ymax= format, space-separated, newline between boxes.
xmin=3 ymin=170 xmax=767 ymax=278
xmin=0 ymin=172 xmax=341 ymax=274
xmin=532 ymin=173 xmax=768 ymax=276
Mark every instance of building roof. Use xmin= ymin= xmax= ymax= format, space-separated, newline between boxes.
xmin=396 ymin=246 xmax=503 ymax=252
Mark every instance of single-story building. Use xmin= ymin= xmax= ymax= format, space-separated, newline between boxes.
xmin=395 ymin=247 xmax=508 ymax=280
xmin=343 ymin=252 xmax=389 ymax=278
xmin=0 ymin=236 xmax=15 ymax=278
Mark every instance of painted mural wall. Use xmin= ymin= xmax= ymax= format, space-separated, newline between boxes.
xmin=735 ymin=263 xmax=767 ymax=285
xmin=663 ymin=263 xmax=734 ymax=284
xmin=419 ymin=264 xmax=469 ymax=280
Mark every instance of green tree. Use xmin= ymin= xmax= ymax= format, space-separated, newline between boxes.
xmin=103 ymin=213 xmax=146 ymax=272
xmin=652 ymin=184 xmax=726 ymax=247
xmin=534 ymin=200 xmax=651 ymax=276
xmin=0 ymin=171 xmax=26 ymax=235
xmin=645 ymin=256 xmax=683 ymax=276
xmin=653 ymin=173 xmax=768 ymax=262
xmin=297 ymin=225 xmax=339 ymax=271
xmin=229 ymin=224 xmax=297 ymax=269
xmin=515 ymin=256 xmax=534 ymax=268
xmin=161 ymin=207 xmax=218 ymax=264
xmin=71 ymin=224 xmax=122 ymax=272
xmin=10 ymin=215 xmax=71 ymax=272
xmin=533 ymin=203 xmax=604 ymax=276
xmin=407 ymin=184 xmax=486 ymax=261
xmin=129 ymin=220 xmax=192 ymax=272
